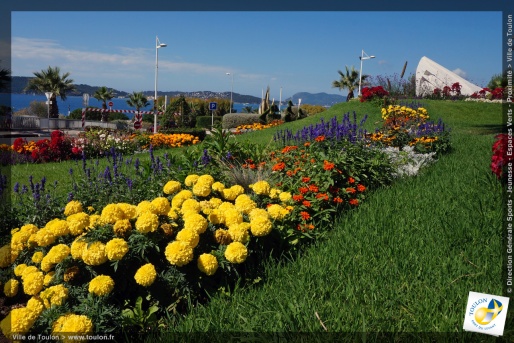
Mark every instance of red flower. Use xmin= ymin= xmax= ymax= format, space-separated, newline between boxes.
xmin=293 ymin=194 xmax=304 ymax=202
xmin=346 ymin=187 xmax=356 ymax=194
xmin=323 ymin=160 xmax=335 ymax=171
xmin=308 ymin=184 xmax=319 ymax=193
xmin=302 ymin=200 xmax=311 ymax=207
xmin=348 ymin=177 xmax=355 ymax=184
xmin=299 ymin=187 xmax=309 ymax=194
xmin=300 ymin=211 xmax=311 ymax=220
xmin=357 ymin=184 xmax=366 ymax=192
xmin=304 ymin=142 xmax=311 ymax=147
xmin=272 ymin=162 xmax=286 ymax=171
xmin=314 ymin=135 xmax=325 ymax=142
xmin=333 ymin=197 xmax=343 ymax=204
xmin=315 ymin=193 xmax=329 ymax=201
xmin=301 ymin=177 xmax=311 ymax=183
xmin=349 ymin=199 xmax=359 ymax=206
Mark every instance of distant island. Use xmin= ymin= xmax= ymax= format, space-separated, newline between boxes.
xmin=11 ymin=76 xmax=346 ymax=106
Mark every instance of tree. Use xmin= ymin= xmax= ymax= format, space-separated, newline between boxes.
xmin=0 ymin=63 xmax=11 ymax=92
xmin=24 ymin=66 xmax=75 ymax=118
xmin=93 ymin=86 xmax=115 ymax=122
xmin=126 ymin=92 xmax=150 ymax=114
xmin=331 ymin=66 xmax=368 ymax=102
xmin=487 ymin=72 xmax=508 ymax=90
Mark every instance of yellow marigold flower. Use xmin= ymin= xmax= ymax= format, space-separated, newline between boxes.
xmin=70 ymin=238 xmax=87 ymax=260
xmin=199 ymin=200 xmax=214 ymax=215
xmin=44 ymin=272 xmax=55 ymax=286
xmin=176 ymin=228 xmax=200 ymax=248
xmin=136 ymin=200 xmax=157 ymax=216
xmin=279 ymin=191 xmax=292 ymax=203
xmin=269 ymin=188 xmax=281 ymax=199
xmin=40 ymin=284 xmax=68 ymax=308
xmin=89 ymin=275 xmax=114 ymax=296
xmin=4 ymin=279 xmax=19 ymax=297
xmin=222 ymin=185 xmax=244 ymax=201
xmin=41 ymin=244 xmax=70 ymax=271
xmin=250 ymin=180 xmax=270 ymax=195
xmin=235 ymin=194 xmax=257 ymax=214
xmin=26 ymin=296 xmax=45 ymax=317
xmin=135 ymin=212 xmax=159 ymax=233
xmin=163 ymin=180 xmax=182 ymax=195
xmin=267 ymin=204 xmax=289 ymax=221
xmin=82 ymin=241 xmax=108 ymax=266
xmin=184 ymin=174 xmax=200 ymax=187
xmin=113 ymin=219 xmax=132 ymax=236
xmin=228 ymin=223 xmax=250 ymax=243
xmin=151 ymin=197 xmax=171 ymax=215
xmin=192 ymin=175 xmax=214 ymax=197
xmin=212 ymin=181 xmax=225 ymax=193
xmin=250 ymin=215 xmax=273 ymax=237
xmin=52 ymin=314 xmax=93 ymax=340
xmin=14 ymin=263 xmax=27 ymax=277
xmin=167 ymin=207 xmax=180 ymax=220
xmin=117 ymin=202 xmax=137 ymax=219
xmin=183 ymin=213 xmax=208 ymax=234
xmin=181 ymin=198 xmax=201 ymax=213
xmin=32 ymin=228 xmax=57 ymax=247
xmin=197 ymin=253 xmax=218 ymax=276
xmin=224 ymin=242 xmax=248 ymax=264
xmin=105 ymin=238 xmax=129 ymax=261
xmin=224 ymin=208 xmax=243 ymax=227
xmin=45 ymin=218 xmax=70 ymax=236
xmin=1 ymin=307 xmax=37 ymax=339
xmin=101 ymin=203 xmax=125 ymax=224
xmin=209 ymin=197 xmax=222 ymax=208
xmin=214 ymin=229 xmax=232 ymax=245
xmin=165 ymin=241 xmax=194 ymax=267
xmin=23 ymin=270 xmax=44 ymax=295
xmin=0 ymin=245 xmax=12 ymax=268
xmin=64 ymin=200 xmax=83 ymax=216
xmin=67 ymin=212 xmax=90 ymax=236
xmin=20 ymin=223 xmax=39 ymax=234
xmin=21 ymin=266 xmax=39 ymax=279
xmin=208 ymin=209 xmax=224 ymax=225
xmin=171 ymin=190 xmax=194 ymax=208
xmin=88 ymin=214 xmax=102 ymax=229
xmin=134 ymin=263 xmax=157 ymax=287
xmin=11 ymin=230 xmax=31 ymax=253
xmin=249 ymin=208 xmax=268 ymax=220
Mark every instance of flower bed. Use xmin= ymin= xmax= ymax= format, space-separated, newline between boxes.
xmin=0 ymin=105 xmax=452 ymax=338
xmin=233 ymin=120 xmax=284 ymax=135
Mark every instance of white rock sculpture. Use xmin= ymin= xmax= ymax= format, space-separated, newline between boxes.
xmin=415 ymin=56 xmax=482 ymax=96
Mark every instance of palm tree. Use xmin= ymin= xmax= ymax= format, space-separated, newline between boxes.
xmin=93 ymin=86 xmax=115 ymax=122
xmin=0 ymin=63 xmax=11 ymax=92
xmin=126 ymin=92 xmax=150 ymax=114
xmin=331 ymin=66 xmax=368 ymax=102
xmin=24 ymin=66 xmax=75 ymax=118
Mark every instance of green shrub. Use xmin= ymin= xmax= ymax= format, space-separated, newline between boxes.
xmin=196 ymin=116 xmax=222 ymax=129
xmin=222 ymin=113 xmax=262 ymax=129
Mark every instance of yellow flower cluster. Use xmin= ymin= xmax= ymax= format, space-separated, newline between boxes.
xmin=197 ymin=253 xmax=218 ymax=275
xmin=234 ymin=119 xmax=284 ymax=134
xmin=40 ymin=284 xmax=69 ymax=308
xmin=64 ymin=200 xmax=83 ymax=216
xmin=134 ymin=263 xmax=157 ymax=287
xmin=0 ymin=296 xmax=44 ymax=339
xmin=249 ymin=180 xmax=271 ymax=195
xmin=105 ymin=238 xmax=129 ymax=260
xmin=89 ymin=275 xmax=115 ymax=296
xmin=409 ymin=136 xmax=439 ymax=146
xmin=52 ymin=314 xmax=93 ymax=342
xmin=381 ymin=105 xmax=429 ymax=121
xmin=147 ymin=133 xmax=200 ymax=149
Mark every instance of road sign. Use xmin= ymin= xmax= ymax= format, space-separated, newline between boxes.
xmin=108 ymin=101 xmax=114 ymax=107
xmin=209 ymin=102 xmax=217 ymax=110
xmin=134 ymin=121 xmax=142 ymax=129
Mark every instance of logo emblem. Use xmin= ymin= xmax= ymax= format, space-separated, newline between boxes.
xmin=463 ymin=291 xmax=509 ymax=337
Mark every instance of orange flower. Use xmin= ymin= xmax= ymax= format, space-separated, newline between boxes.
xmin=304 ymin=142 xmax=311 ymax=147
xmin=357 ymin=184 xmax=366 ymax=192
xmin=349 ymin=199 xmax=359 ymax=206
xmin=348 ymin=177 xmax=355 ymax=184
xmin=300 ymin=211 xmax=310 ymax=220
xmin=301 ymin=177 xmax=311 ymax=183
xmin=272 ymin=162 xmax=286 ymax=171
xmin=333 ymin=197 xmax=343 ymax=203
xmin=281 ymin=145 xmax=298 ymax=153
xmin=323 ymin=160 xmax=335 ymax=171
xmin=302 ymin=200 xmax=311 ymax=207
xmin=310 ymin=158 xmax=316 ymax=163
xmin=299 ymin=187 xmax=309 ymax=194
xmin=286 ymin=170 xmax=294 ymax=177
xmin=293 ymin=194 xmax=304 ymax=202
xmin=315 ymin=193 xmax=329 ymax=201
xmin=308 ymin=184 xmax=319 ymax=193
xmin=314 ymin=135 xmax=325 ymax=142
xmin=346 ymin=187 xmax=356 ymax=194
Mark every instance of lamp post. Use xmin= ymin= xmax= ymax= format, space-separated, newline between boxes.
xmin=358 ymin=49 xmax=375 ymax=97
xmin=154 ymin=36 xmax=167 ymax=134
xmin=226 ymin=72 xmax=233 ymax=114
xmin=45 ymin=92 xmax=53 ymax=130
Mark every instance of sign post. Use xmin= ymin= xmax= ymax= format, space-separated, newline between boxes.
xmin=209 ymin=102 xmax=217 ymax=129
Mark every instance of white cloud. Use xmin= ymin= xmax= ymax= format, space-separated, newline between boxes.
xmin=452 ymin=68 xmax=468 ymax=79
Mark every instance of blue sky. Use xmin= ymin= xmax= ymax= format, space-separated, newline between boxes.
xmin=10 ymin=11 xmax=502 ymax=100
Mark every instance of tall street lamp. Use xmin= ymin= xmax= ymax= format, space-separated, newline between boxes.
xmin=45 ymin=92 xmax=53 ymax=129
xmin=154 ymin=36 xmax=167 ymax=134
xmin=358 ymin=49 xmax=375 ymax=97
xmin=226 ymin=72 xmax=233 ymax=114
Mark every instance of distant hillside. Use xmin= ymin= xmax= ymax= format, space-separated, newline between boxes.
xmin=11 ymin=76 xmax=261 ymax=103
xmin=285 ymin=92 xmax=346 ymax=106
